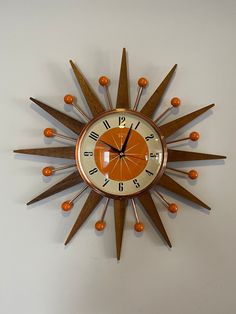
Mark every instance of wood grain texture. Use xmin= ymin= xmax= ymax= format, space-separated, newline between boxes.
xmin=138 ymin=191 xmax=172 ymax=247
xmin=70 ymin=60 xmax=105 ymax=117
xmin=140 ymin=64 xmax=177 ymax=118
xmin=114 ymin=198 xmax=127 ymax=260
xmin=160 ymin=104 xmax=214 ymax=138
xmin=30 ymin=97 xmax=85 ymax=135
xmin=158 ymin=173 xmax=210 ymax=210
xmin=27 ymin=171 xmax=82 ymax=205
xmin=116 ymin=48 xmax=130 ymax=109
xmin=65 ymin=190 xmax=103 ymax=245
xmin=14 ymin=146 xmax=75 ymax=159
xmin=168 ymin=149 xmax=226 ymax=162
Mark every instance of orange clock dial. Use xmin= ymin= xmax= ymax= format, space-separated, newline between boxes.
xmin=94 ymin=127 xmax=148 ymax=181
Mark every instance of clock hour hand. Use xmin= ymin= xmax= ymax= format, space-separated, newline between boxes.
xmin=98 ymin=139 xmax=121 ymax=154
xmin=121 ymin=123 xmax=133 ymax=154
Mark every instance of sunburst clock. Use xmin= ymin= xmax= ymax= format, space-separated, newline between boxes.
xmin=14 ymin=49 xmax=226 ymax=260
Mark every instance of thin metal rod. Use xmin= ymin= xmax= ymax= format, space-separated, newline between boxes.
xmin=73 ymin=102 xmax=90 ymax=122
xmin=101 ymin=198 xmax=110 ymax=221
xmin=52 ymin=164 xmax=76 ymax=173
xmin=154 ymin=107 xmax=172 ymax=123
xmin=54 ymin=133 xmax=77 ymax=142
xmin=154 ymin=190 xmax=169 ymax=207
xmin=104 ymin=86 xmax=113 ymax=110
xmin=166 ymin=137 xmax=189 ymax=144
xmin=133 ymin=87 xmax=143 ymax=111
xmin=166 ymin=167 xmax=188 ymax=175
xmin=131 ymin=198 xmax=140 ymax=222
xmin=69 ymin=185 xmax=88 ymax=204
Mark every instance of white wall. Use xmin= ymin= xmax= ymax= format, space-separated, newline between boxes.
xmin=0 ymin=0 xmax=235 ymax=313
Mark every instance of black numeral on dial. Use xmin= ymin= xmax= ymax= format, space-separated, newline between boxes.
xmin=102 ymin=178 xmax=110 ymax=187
xmin=119 ymin=116 xmax=126 ymax=126
xmin=134 ymin=121 xmax=140 ymax=130
xmin=150 ymin=152 xmax=159 ymax=158
xmin=103 ymin=120 xmax=111 ymax=129
xmin=84 ymin=152 xmax=93 ymax=157
xmin=89 ymin=168 xmax=98 ymax=175
xmin=119 ymin=182 xmax=124 ymax=191
xmin=145 ymin=134 xmax=154 ymax=141
xmin=89 ymin=131 xmax=99 ymax=141
xmin=133 ymin=179 xmax=140 ymax=188
xmin=145 ymin=169 xmax=154 ymax=176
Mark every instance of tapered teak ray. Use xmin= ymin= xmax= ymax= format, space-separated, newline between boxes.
xmin=138 ymin=191 xmax=171 ymax=247
xmin=70 ymin=60 xmax=105 ymax=117
xmin=116 ymin=48 xmax=130 ymax=109
xmin=65 ymin=190 xmax=103 ymax=245
xmin=114 ymin=199 xmax=127 ymax=260
xmin=27 ymin=171 xmax=82 ymax=205
xmin=140 ymin=64 xmax=177 ymax=118
xmin=14 ymin=146 xmax=75 ymax=159
xmin=158 ymin=173 xmax=210 ymax=210
xmin=168 ymin=149 xmax=226 ymax=162
xmin=159 ymin=104 xmax=214 ymax=138
xmin=30 ymin=97 xmax=85 ymax=135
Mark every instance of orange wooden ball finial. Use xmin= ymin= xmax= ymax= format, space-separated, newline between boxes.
xmin=61 ymin=201 xmax=73 ymax=212
xmin=168 ymin=203 xmax=178 ymax=213
xmin=95 ymin=220 xmax=106 ymax=231
xmin=44 ymin=128 xmax=55 ymax=138
xmin=42 ymin=166 xmax=54 ymax=177
xmin=188 ymin=169 xmax=198 ymax=180
xmin=99 ymin=76 xmax=109 ymax=87
xmin=134 ymin=222 xmax=144 ymax=232
xmin=190 ymin=131 xmax=200 ymax=141
xmin=171 ymin=97 xmax=181 ymax=107
xmin=138 ymin=77 xmax=148 ymax=88
xmin=64 ymin=94 xmax=74 ymax=105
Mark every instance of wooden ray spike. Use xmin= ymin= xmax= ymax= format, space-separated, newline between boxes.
xmin=138 ymin=191 xmax=172 ymax=247
xmin=116 ymin=48 xmax=130 ymax=109
xmin=158 ymin=173 xmax=210 ymax=210
xmin=140 ymin=64 xmax=177 ymax=118
xmin=114 ymin=199 xmax=127 ymax=260
xmin=168 ymin=149 xmax=226 ymax=162
xmin=160 ymin=104 xmax=214 ymax=138
xmin=27 ymin=171 xmax=82 ymax=205
xmin=65 ymin=190 xmax=103 ymax=245
xmin=70 ymin=60 xmax=105 ymax=117
xmin=30 ymin=98 xmax=85 ymax=135
xmin=14 ymin=146 xmax=75 ymax=159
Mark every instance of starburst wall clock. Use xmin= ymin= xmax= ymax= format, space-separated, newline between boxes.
xmin=14 ymin=49 xmax=226 ymax=260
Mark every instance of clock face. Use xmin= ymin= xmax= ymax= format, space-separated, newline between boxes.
xmin=76 ymin=110 xmax=167 ymax=197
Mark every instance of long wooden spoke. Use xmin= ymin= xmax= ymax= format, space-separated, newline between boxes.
xmin=138 ymin=191 xmax=171 ymax=247
xmin=70 ymin=60 xmax=105 ymax=117
xmin=160 ymin=104 xmax=214 ymax=138
xmin=114 ymin=199 xmax=127 ymax=260
xmin=140 ymin=64 xmax=177 ymax=118
xmin=30 ymin=98 xmax=85 ymax=135
xmin=168 ymin=149 xmax=226 ymax=162
xmin=14 ymin=146 xmax=75 ymax=159
xmin=65 ymin=190 xmax=103 ymax=245
xmin=158 ymin=173 xmax=210 ymax=209
xmin=116 ymin=48 xmax=130 ymax=109
xmin=27 ymin=171 xmax=82 ymax=205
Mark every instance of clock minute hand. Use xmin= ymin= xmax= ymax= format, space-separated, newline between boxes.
xmin=121 ymin=123 xmax=133 ymax=153
xmin=98 ymin=139 xmax=121 ymax=154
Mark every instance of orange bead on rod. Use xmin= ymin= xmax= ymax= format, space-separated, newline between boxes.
xmin=154 ymin=97 xmax=181 ymax=124
xmin=131 ymin=199 xmax=144 ymax=232
xmin=166 ymin=131 xmax=200 ymax=144
xmin=64 ymin=94 xmax=90 ymax=122
xmin=95 ymin=198 xmax=110 ymax=232
xmin=133 ymin=77 xmax=148 ymax=111
xmin=166 ymin=167 xmax=199 ymax=180
xmin=43 ymin=128 xmax=77 ymax=142
xmin=155 ymin=190 xmax=178 ymax=213
xmin=98 ymin=76 xmax=113 ymax=110
xmin=42 ymin=164 xmax=76 ymax=176
xmin=61 ymin=185 xmax=88 ymax=212
xmin=134 ymin=222 xmax=144 ymax=232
